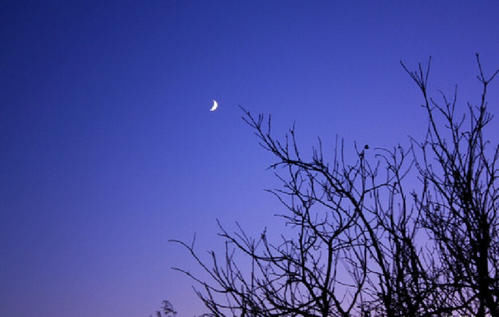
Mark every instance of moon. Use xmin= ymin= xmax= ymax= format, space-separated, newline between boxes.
xmin=210 ymin=100 xmax=218 ymax=112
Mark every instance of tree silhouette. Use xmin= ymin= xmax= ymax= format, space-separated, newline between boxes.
xmin=149 ymin=300 xmax=178 ymax=317
xmin=171 ymin=55 xmax=498 ymax=316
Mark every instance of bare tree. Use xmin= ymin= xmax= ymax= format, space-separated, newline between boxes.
xmin=171 ymin=55 xmax=498 ymax=316
xmin=403 ymin=55 xmax=499 ymax=316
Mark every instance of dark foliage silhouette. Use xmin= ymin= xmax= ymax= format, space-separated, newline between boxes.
xmin=171 ymin=55 xmax=498 ymax=316
xmin=149 ymin=299 xmax=179 ymax=317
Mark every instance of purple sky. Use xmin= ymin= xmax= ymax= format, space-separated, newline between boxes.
xmin=1 ymin=1 xmax=499 ymax=316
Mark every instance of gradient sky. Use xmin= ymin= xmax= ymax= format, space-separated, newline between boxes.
xmin=1 ymin=1 xmax=499 ymax=316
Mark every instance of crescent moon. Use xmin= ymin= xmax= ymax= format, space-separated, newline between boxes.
xmin=210 ymin=100 xmax=218 ymax=112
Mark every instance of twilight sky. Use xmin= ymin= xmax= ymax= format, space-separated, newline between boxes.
xmin=1 ymin=1 xmax=499 ymax=316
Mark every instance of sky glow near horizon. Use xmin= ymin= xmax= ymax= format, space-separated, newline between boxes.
xmin=1 ymin=1 xmax=499 ymax=316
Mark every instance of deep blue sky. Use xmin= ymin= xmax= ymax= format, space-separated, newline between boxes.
xmin=1 ymin=1 xmax=498 ymax=316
